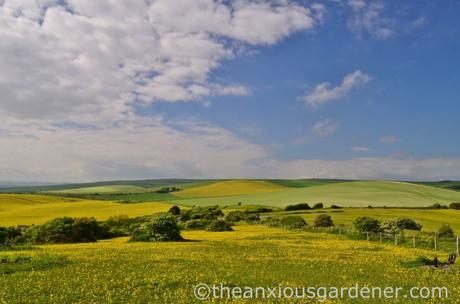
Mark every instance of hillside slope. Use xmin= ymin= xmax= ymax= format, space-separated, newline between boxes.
xmin=174 ymin=180 xmax=460 ymax=208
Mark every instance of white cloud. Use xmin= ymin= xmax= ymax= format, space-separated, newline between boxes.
xmin=346 ymin=0 xmax=394 ymax=39
xmin=352 ymin=146 xmax=372 ymax=152
xmin=380 ymin=135 xmax=398 ymax=144
xmin=311 ymin=119 xmax=338 ymax=137
xmin=304 ymin=70 xmax=371 ymax=106
xmin=0 ymin=0 xmax=322 ymax=122
xmin=260 ymin=157 xmax=460 ymax=181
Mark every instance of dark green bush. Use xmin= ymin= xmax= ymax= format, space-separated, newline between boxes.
xmin=330 ymin=205 xmax=342 ymax=209
xmin=185 ymin=219 xmax=210 ymax=230
xmin=354 ymin=217 xmax=381 ymax=233
xmin=245 ymin=214 xmax=260 ymax=224
xmin=225 ymin=211 xmax=246 ymax=222
xmin=168 ymin=205 xmax=181 ymax=215
xmin=449 ymin=203 xmax=460 ymax=210
xmin=280 ymin=216 xmax=306 ymax=229
xmin=438 ymin=225 xmax=455 ymax=238
xmin=179 ymin=206 xmax=223 ymax=222
xmin=313 ymin=214 xmax=333 ymax=227
xmin=285 ymin=203 xmax=311 ymax=211
xmin=206 ymin=220 xmax=233 ymax=232
xmin=24 ymin=217 xmax=100 ymax=244
xmin=395 ymin=218 xmax=422 ymax=231
xmin=312 ymin=203 xmax=324 ymax=209
xmin=131 ymin=214 xmax=182 ymax=242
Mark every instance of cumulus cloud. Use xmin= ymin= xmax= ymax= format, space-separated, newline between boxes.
xmin=304 ymin=70 xmax=371 ymax=106
xmin=311 ymin=119 xmax=338 ymax=137
xmin=346 ymin=0 xmax=394 ymax=39
xmin=0 ymin=0 xmax=321 ymax=122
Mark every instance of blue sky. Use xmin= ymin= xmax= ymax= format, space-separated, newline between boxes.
xmin=0 ymin=0 xmax=459 ymax=181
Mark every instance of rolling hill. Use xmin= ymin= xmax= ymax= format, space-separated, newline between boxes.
xmin=172 ymin=180 xmax=460 ymax=208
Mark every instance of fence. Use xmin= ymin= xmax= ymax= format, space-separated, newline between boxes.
xmin=297 ymin=225 xmax=460 ymax=254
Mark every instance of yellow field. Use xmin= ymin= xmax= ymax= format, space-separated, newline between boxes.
xmin=0 ymin=225 xmax=458 ymax=303
xmin=173 ymin=180 xmax=286 ymax=198
xmin=0 ymin=194 xmax=172 ymax=226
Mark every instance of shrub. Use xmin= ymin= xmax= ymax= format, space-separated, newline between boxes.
xmin=429 ymin=203 xmax=443 ymax=209
xmin=246 ymin=207 xmax=273 ymax=214
xmin=437 ymin=225 xmax=455 ymax=238
xmin=180 ymin=206 xmax=224 ymax=222
xmin=245 ymin=214 xmax=260 ymax=224
xmin=395 ymin=218 xmax=422 ymax=231
xmin=312 ymin=203 xmax=324 ymax=209
xmin=280 ymin=216 xmax=306 ymax=229
xmin=330 ymin=205 xmax=342 ymax=209
xmin=131 ymin=214 xmax=182 ymax=242
xmin=225 ymin=211 xmax=246 ymax=222
xmin=380 ymin=220 xmax=400 ymax=234
xmin=449 ymin=203 xmax=460 ymax=210
xmin=313 ymin=214 xmax=333 ymax=227
xmin=24 ymin=217 xmax=100 ymax=244
xmin=206 ymin=220 xmax=233 ymax=232
xmin=168 ymin=205 xmax=181 ymax=215
xmin=185 ymin=219 xmax=210 ymax=230
xmin=0 ymin=227 xmax=6 ymax=245
xmin=354 ymin=217 xmax=380 ymax=233
xmin=285 ymin=203 xmax=311 ymax=211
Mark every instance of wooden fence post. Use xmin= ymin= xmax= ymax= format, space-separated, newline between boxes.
xmin=394 ymin=234 xmax=398 ymax=246
xmin=379 ymin=233 xmax=382 ymax=243
xmin=366 ymin=232 xmax=369 ymax=241
xmin=413 ymin=236 xmax=416 ymax=249
xmin=434 ymin=234 xmax=437 ymax=251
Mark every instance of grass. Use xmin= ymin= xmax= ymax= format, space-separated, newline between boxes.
xmin=174 ymin=180 xmax=460 ymax=208
xmin=0 ymin=194 xmax=173 ymax=226
xmin=0 ymin=225 xmax=458 ymax=303
xmin=173 ymin=180 xmax=286 ymax=198
xmin=274 ymin=208 xmax=460 ymax=232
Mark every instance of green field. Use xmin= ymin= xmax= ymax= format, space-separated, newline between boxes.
xmin=173 ymin=180 xmax=460 ymax=208
xmin=264 ymin=208 xmax=460 ymax=232
xmin=48 ymin=185 xmax=151 ymax=194
xmin=1 ymin=225 xmax=458 ymax=303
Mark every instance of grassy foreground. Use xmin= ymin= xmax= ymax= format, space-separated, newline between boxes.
xmin=0 ymin=225 xmax=458 ymax=303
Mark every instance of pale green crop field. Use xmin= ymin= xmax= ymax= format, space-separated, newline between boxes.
xmin=47 ymin=185 xmax=150 ymax=194
xmin=173 ymin=181 xmax=460 ymax=208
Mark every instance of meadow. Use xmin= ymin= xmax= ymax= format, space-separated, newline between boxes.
xmin=0 ymin=194 xmax=172 ymax=226
xmin=1 ymin=225 xmax=459 ymax=303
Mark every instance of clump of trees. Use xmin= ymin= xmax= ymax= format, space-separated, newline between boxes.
xmin=312 ymin=203 xmax=324 ymax=209
xmin=156 ymin=186 xmax=181 ymax=194
xmin=206 ymin=220 xmax=233 ymax=232
xmin=438 ymin=225 xmax=455 ymax=238
xmin=23 ymin=217 xmax=101 ymax=244
xmin=354 ymin=217 xmax=381 ymax=233
xmin=280 ymin=216 xmax=306 ymax=229
xmin=225 ymin=211 xmax=260 ymax=224
xmin=285 ymin=203 xmax=311 ymax=211
xmin=449 ymin=203 xmax=460 ymax=210
xmin=131 ymin=214 xmax=182 ymax=242
xmin=313 ymin=214 xmax=333 ymax=227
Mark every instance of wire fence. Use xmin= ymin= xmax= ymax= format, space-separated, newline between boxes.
xmin=293 ymin=225 xmax=460 ymax=254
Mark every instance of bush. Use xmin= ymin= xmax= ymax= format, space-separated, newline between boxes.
xmin=354 ymin=217 xmax=380 ymax=233
xmin=0 ymin=227 xmax=6 ymax=245
xmin=245 ymin=214 xmax=260 ymax=224
xmin=168 ymin=205 xmax=181 ymax=215
xmin=312 ymin=203 xmax=324 ymax=209
xmin=395 ymin=218 xmax=422 ymax=231
xmin=330 ymin=205 xmax=342 ymax=209
xmin=131 ymin=214 xmax=182 ymax=242
xmin=246 ymin=207 xmax=273 ymax=214
xmin=438 ymin=225 xmax=455 ymax=238
xmin=206 ymin=220 xmax=233 ymax=232
xmin=280 ymin=216 xmax=306 ymax=229
xmin=429 ymin=203 xmax=445 ymax=209
xmin=449 ymin=203 xmax=460 ymax=210
xmin=184 ymin=219 xmax=210 ymax=230
xmin=380 ymin=220 xmax=400 ymax=234
xmin=24 ymin=217 xmax=100 ymax=244
xmin=225 ymin=211 xmax=246 ymax=222
xmin=313 ymin=214 xmax=333 ymax=227
xmin=285 ymin=203 xmax=311 ymax=211
xmin=179 ymin=206 xmax=223 ymax=222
